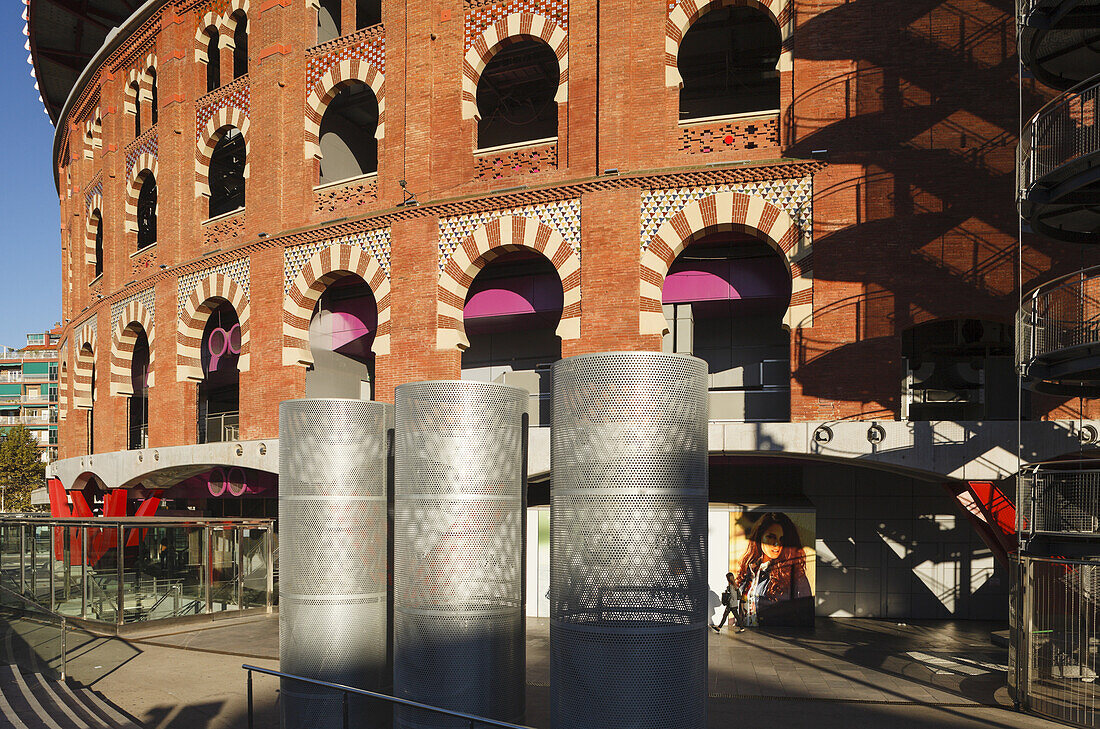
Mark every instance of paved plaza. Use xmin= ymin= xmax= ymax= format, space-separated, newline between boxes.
xmin=0 ymin=613 xmax=1077 ymax=728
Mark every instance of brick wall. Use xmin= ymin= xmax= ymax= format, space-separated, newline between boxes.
xmin=53 ymin=0 xmax=1099 ymax=461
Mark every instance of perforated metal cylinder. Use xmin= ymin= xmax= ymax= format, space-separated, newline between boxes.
xmin=279 ymin=399 xmax=390 ymax=729
xmin=393 ymin=381 xmax=527 ymax=729
xmin=550 ymin=352 xmax=709 ymax=729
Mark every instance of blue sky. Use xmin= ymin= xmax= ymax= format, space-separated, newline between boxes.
xmin=0 ymin=9 xmax=62 ymax=350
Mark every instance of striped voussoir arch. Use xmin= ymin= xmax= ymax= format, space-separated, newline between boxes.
xmin=283 ymin=244 xmax=391 ymax=366
xmin=73 ymin=323 xmax=96 ymax=410
xmin=195 ymin=107 xmax=250 ymax=198
xmin=194 ymin=0 xmax=249 ymax=61
xmin=124 ymin=155 xmax=158 ymax=233
xmin=665 ymin=0 xmax=792 ymax=88
xmin=639 ymin=191 xmax=812 ymax=335
xmin=110 ymin=300 xmax=155 ymax=396
xmin=125 ymin=56 xmax=158 ymax=115
xmin=462 ymin=13 xmax=568 ymax=121
xmin=305 ymin=61 xmax=385 ymax=159
xmin=177 ymin=273 xmax=251 ymax=382
xmin=85 ymin=194 xmax=102 ymax=266
xmin=437 ymin=214 xmax=580 ymax=351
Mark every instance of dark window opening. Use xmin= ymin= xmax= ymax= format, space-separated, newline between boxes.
xmin=476 ymin=39 xmax=559 ymax=149
xmin=198 ymin=302 xmax=240 ymax=444
xmin=662 ymin=231 xmax=791 ymax=422
xmin=206 ymin=29 xmax=220 ymax=92
xmin=233 ymin=14 xmax=248 ymax=79
xmin=128 ymin=329 xmax=149 ymax=450
xmin=87 ymin=359 xmax=96 ymax=454
xmin=306 ymin=275 xmax=377 ymax=399
xmin=357 ymin=0 xmax=381 ymax=28
xmin=209 ymin=128 xmax=246 ymax=218
xmin=317 ymin=0 xmax=341 ymax=42
xmin=460 ymin=249 xmax=561 ymax=426
xmin=93 ymin=212 xmax=103 ymax=279
xmin=678 ymin=6 xmax=781 ymax=121
xmin=149 ymin=70 xmax=158 ymax=126
xmin=319 ymin=82 xmax=379 ymax=184
xmin=131 ymin=82 xmax=141 ymax=137
xmin=902 ymin=319 xmax=1022 ymax=421
xmin=137 ymin=174 xmax=157 ymax=250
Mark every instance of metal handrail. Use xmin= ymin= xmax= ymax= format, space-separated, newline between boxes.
xmin=1016 ymin=266 xmax=1100 ymax=370
xmin=1018 ymin=74 xmax=1100 ymax=200
xmin=242 ymin=664 xmax=535 ymax=729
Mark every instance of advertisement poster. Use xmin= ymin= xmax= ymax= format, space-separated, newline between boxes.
xmin=729 ymin=508 xmax=816 ymax=627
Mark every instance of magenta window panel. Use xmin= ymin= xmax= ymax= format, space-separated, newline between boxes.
xmin=662 ymin=258 xmax=790 ymax=304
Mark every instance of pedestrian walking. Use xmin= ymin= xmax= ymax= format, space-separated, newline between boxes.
xmin=711 ymin=571 xmax=745 ymax=633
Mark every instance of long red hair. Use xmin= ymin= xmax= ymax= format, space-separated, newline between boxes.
xmin=736 ymin=512 xmax=807 ymax=601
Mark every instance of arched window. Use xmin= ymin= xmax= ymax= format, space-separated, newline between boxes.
xmin=209 ymin=127 xmax=246 ymax=217
xmin=149 ymin=69 xmax=158 ymax=126
xmin=130 ymin=81 xmax=141 ymax=136
xmin=127 ymin=327 xmax=149 ymax=450
xmin=662 ymin=231 xmax=790 ymax=421
xmin=319 ymin=82 xmax=379 ymax=184
xmin=476 ymin=39 xmax=560 ymax=149
xmin=232 ymin=13 xmax=248 ymax=79
xmin=137 ymin=173 xmax=157 ymax=250
xmin=307 ymin=275 xmax=378 ymax=399
xmin=678 ymin=5 xmax=781 ymax=121
xmin=93 ymin=210 xmax=103 ymax=279
xmin=460 ymin=249 xmax=562 ymax=426
xmin=317 ymin=0 xmax=341 ymax=42
xmin=206 ymin=28 xmax=221 ymax=92
xmin=357 ymin=0 xmax=381 ymax=28
xmin=199 ymin=301 xmax=240 ymax=443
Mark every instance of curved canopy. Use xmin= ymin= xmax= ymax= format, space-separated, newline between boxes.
xmin=25 ymin=0 xmax=142 ymax=124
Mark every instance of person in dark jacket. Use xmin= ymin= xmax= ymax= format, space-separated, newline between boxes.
xmin=711 ymin=571 xmax=745 ymax=633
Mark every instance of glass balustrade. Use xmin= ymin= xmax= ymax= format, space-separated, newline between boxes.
xmin=0 ymin=516 xmax=275 ymax=627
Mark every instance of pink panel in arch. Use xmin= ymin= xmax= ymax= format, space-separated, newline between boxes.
xmin=662 ymin=257 xmax=790 ymax=304
xmin=464 ymin=273 xmax=563 ymax=320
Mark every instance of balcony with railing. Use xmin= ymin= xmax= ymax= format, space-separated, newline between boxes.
xmin=1017 ymin=266 xmax=1100 ymax=393
xmin=1018 ymin=462 xmax=1100 ymax=542
xmin=1017 ymin=0 xmax=1100 ymax=90
xmin=200 ymin=411 xmax=240 ymax=444
xmin=1018 ymin=77 xmax=1100 ymax=242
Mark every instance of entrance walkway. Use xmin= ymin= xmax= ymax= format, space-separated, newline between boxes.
xmin=0 ymin=615 xmax=1075 ymax=728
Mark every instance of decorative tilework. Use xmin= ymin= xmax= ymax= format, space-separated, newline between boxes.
xmin=203 ymin=211 xmax=246 ymax=248
xmin=196 ymin=76 xmax=250 ymax=141
xmin=131 ymin=248 xmax=159 ymax=280
xmin=75 ymin=314 xmax=97 ymax=346
xmin=314 ymin=176 xmax=379 ymax=215
xmin=284 ymin=227 xmax=391 ymax=293
xmin=679 ymin=115 xmax=779 ymax=154
xmin=639 ymin=177 xmax=812 ymax=251
xmin=438 ymin=198 xmax=580 ymax=271
xmin=307 ymin=26 xmax=386 ymax=91
xmin=177 ymin=258 xmax=251 ymax=317
xmin=111 ymin=287 xmax=157 ymax=326
xmin=474 ymin=141 xmax=557 ymax=180
xmin=84 ymin=178 xmax=103 ymax=211
xmin=464 ymin=0 xmax=569 ymax=52
xmin=126 ymin=128 xmax=159 ymax=178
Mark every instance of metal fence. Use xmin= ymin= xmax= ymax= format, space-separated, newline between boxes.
xmin=1017 ymin=266 xmax=1100 ymax=373
xmin=1019 ymin=466 xmax=1100 ymax=538
xmin=1014 ymin=555 xmax=1100 ymax=728
xmin=0 ymin=516 xmax=274 ymax=628
xmin=1018 ymin=76 xmax=1100 ymax=200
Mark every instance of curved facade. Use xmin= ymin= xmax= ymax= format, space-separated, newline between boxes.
xmin=37 ymin=0 xmax=1100 ymax=621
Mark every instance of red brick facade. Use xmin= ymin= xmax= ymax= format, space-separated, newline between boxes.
xmin=53 ymin=0 xmax=1098 ymax=460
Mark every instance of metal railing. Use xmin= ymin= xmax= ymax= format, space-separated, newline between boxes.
xmin=1018 ymin=76 xmax=1100 ymax=203
xmin=1013 ymin=554 xmax=1100 ymax=728
xmin=242 ymin=664 xmax=534 ymax=729
xmin=1019 ymin=463 xmax=1100 ymax=539
xmin=0 ymin=516 xmax=275 ymax=628
xmin=1017 ymin=266 xmax=1100 ymax=373
xmin=202 ymin=411 xmax=240 ymax=443
xmin=128 ymin=423 xmax=148 ymax=450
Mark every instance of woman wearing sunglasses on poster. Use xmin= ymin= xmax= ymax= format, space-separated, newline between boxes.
xmin=735 ymin=512 xmax=812 ymax=628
